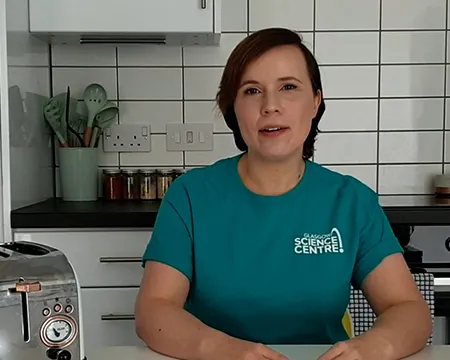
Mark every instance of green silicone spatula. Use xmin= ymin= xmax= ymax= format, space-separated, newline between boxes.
xmin=83 ymin=83 xmax=107 ymax=147
xmin=89 ymin=103 xmax=119 ymax=147
xmin=43 ymin=98 xmax=68 ymax=147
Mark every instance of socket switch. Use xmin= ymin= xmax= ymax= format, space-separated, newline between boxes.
xmin=103 ymin=124 xmax=151 ymax=152
xmin=166 ymin=123 xmax=213 ymax=151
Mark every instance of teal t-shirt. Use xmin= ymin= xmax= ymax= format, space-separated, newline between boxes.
xmin=142 ymin=153 xmax=403 ymax=345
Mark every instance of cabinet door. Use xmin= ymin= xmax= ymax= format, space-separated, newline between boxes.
xmin=81 ymin=288 xmax=143 ymax=348
xmin=15 ymin=230 xmax=151 ymax=287
xmin=29 ymin=0 xmax=215 ymax=33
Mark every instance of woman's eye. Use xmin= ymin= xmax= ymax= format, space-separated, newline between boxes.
xmin=244 ymin=87 xmax=259 ymax=95
xmin=283 ymin=84 xmax=297 ymax=91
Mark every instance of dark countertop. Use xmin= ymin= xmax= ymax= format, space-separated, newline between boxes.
xmin=9 ymin=196 xmax=450 ymax=229
xmin=11 ymin=198 xmax=161 ymax=229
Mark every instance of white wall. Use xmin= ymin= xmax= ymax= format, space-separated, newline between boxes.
xmin=6 ymin=0 xmax=53 ymax=211
xmin=50 ymin=0 xmax=450 ymax=198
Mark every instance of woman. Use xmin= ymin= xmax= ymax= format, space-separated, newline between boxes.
xmin=134 ymin=28 xmax=432 ymax=360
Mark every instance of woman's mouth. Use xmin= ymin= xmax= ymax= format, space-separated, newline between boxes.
xmin=259 ymin=127 xmax=289 ymax=137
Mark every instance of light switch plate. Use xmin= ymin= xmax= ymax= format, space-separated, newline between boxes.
xmin=166 ymin=123 xmax=213 ymax=151
xmin=103 ymin=124 xmax=151 ymax=152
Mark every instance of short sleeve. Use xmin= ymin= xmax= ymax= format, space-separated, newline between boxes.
xmin=351 ymin=188 xmax=404 ymax=290
xmin=142 ymin=181 xmax=193 ymax=282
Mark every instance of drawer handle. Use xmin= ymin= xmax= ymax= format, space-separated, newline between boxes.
xmin=445 ymin=237 xmax=450 ymax=252
xmin=101 ymin=314 xmax=135 ymax=321
xmin=201 ymin=0 xmax=206 ymax=9
xmin=99 ymin=257 xmax=141 ymax=263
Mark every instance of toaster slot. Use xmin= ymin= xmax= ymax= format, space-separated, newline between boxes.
xmin=14 ymin=278 xmax=42 ymax=343
xmin=16 ymin=278 xmax=31 ymax=343
xmin=1 ymin=242 xmax=50 ymax=256
xmin=0 ymin=251 xmax=9 ymax=258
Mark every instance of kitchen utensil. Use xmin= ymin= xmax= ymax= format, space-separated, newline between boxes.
xmin=0 ymin=240 xmax=86 ymax=360
xmin=59 ymin=147 xmax=98 ymax=201
xmin=64 ymin=87 xmax=85 ymax=147
xmin=89 ymin=102 xmax=119 ymax=147
xmin=70 ymin=103 xmax=88 ymax=145
xmin=83 ymin=83 xmax=107 ymax=147
xmin=43 ymin=98 xmax=69 ymax=147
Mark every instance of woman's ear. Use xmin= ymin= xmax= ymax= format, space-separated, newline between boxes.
xmin=312 ymin=90 xmax=322 ymax=117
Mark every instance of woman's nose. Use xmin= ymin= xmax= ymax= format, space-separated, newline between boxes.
xmin=261 ymin=93 xmax=281 ymax=115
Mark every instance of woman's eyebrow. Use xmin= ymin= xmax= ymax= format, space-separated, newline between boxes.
xmin=239 ymin=76 xmax=303 ymax=88
xmin=278 ymin=76 xmax=303 ymax=84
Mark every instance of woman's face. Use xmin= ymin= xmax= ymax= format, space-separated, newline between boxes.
xmin=234 ymin=44 xmax=321 ymax=162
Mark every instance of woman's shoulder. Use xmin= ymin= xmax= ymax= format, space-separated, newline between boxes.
xmin=164 ymin=155 xmax=241 ymax=200
xmin=308 ymin=161 xmax=379 ymax=204
xmin=175 ymin=155 xmax=239 ymax=184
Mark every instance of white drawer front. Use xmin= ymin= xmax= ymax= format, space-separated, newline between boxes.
xmin=80 ymin=288 xmax=144 ymax=348
xmin=15 ymin=230 xmax=151 ymax=287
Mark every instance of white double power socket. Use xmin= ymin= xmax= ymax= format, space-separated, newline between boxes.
xmin=103 ymin=124 xmax=151 ymax=152
xmin=103 ymin=123 xmax=214 ymax=153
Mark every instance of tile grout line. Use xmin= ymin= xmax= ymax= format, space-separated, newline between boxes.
xmin=89 ymin=96 xmax=450 ymax=102
xmin=48 ymin=44 xmax=57 ymax=198
xmin=375 ymin=0 xmax=383 ymax=194
xmin=182 ymin=46 xmax=186 ymax=169
xmin=84 ymin=162 xmax=450 ymax=168
xmin=50 ymin=62 xmax=450 ymax=69
xmin=312 ymin=0 xmax=316 ymax=163
xmin=443 ymin=0 xmax=449 ymax=174
xmin=115 ymin=47 xmax=121 ymax=169
xmin=76 ymin=129 xmax=448 ymax=135
xmin=224 ymin=29 xmax=450 ymax=34
xmin=246 ymin=0 xmax=250 ymax=36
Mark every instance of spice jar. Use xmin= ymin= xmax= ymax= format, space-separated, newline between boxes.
xmin=103 ymin=169 xmax=123 ymax=200
xmin=140 ymin=170 xmax=157 ymax=200
xmin=122 ymin=169 xmax=140 ymax=200
xmin=157 ymin=170 xmax=173 ymax=199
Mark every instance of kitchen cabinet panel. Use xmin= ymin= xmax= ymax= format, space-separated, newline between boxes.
xmin=81 ymin=288 xmax=144 ymax=348
xmin=29 ymin=0 xmax=221 ymax=45
xmin=14 ymin=230 xmax=151 ymax=287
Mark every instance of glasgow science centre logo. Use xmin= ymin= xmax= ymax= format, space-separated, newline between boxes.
xmin=294 ymin=228 xmax=344 ymax=255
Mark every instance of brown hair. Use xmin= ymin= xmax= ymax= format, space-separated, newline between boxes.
xmin=216 ymin=27 xmax=325 ymax=160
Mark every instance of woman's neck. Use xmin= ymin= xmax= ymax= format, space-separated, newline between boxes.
xmin=238 ymin=151 xmax=306 ymax=196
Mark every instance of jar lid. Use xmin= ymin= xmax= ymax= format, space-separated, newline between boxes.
xmin=172 ymin=169 xmax=185 ymax=173
xmin=435 ymin=174 xmax=450 ymax=187
xmin=141 ymin=169 xmax=157 ymax=174
xmin=160 ymin=169 xmax=172 ymax=174
xmin=103 ymin=169 xmax=121 ymax=174
xmin=122 ymin=169 xmax=139 ymax=174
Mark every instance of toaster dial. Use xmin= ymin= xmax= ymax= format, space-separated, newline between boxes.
xmin=40 ymin=315 xmax=78 ymax=348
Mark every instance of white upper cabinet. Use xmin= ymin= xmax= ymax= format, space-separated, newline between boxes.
xmin=28 ymin=0 xmax=222 ymax=46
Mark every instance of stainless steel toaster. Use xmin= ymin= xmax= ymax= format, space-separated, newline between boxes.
xmin=0 ymin=241 xmax=86 ymax=360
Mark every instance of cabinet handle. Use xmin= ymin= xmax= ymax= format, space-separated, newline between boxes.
xmin=80 ymin=37 xmax=166 ymax=45
xmin=99 ymin=257 xmax=141 ymax=263
xmin=445 ymin=237 xmax=450 ymax=252
xmin=101 ymin=314 xmax=135 ymax=321
xmin=201 ymin=0 xmax=207 ymax=9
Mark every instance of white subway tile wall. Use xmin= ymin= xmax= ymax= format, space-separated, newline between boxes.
xmin=51 ymin=0 xmax=450 ymax=197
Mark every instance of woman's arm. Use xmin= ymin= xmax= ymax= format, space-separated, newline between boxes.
xmin=319 ymin=253 xmax=432 ymax=360
xmin=135 ymin=261 xmax=288 ymax=360
xmin=135 ymin=261 xmax=228 ymax=360
xmin=358 ymin=253 xmax=432 ymax=359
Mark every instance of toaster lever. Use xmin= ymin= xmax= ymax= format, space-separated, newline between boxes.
xmin=16 ymin=281 xmax=41 ymax=293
